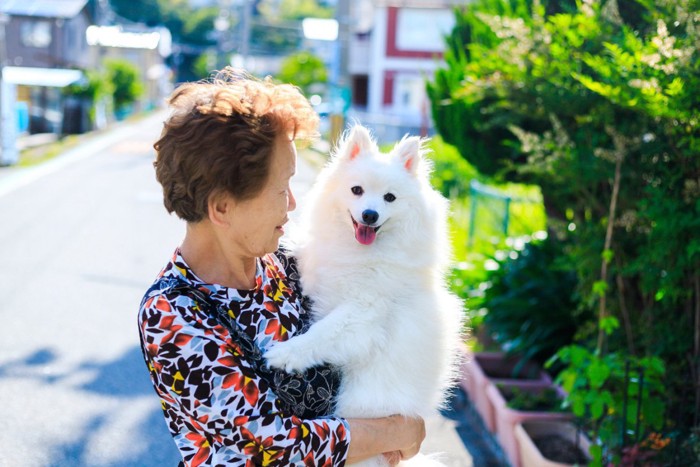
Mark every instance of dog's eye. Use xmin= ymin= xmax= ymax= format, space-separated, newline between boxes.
xmin=351 ymin=186 xmax=364 ymax=196
xmin=384 ymin=193 xmax=396 ymax=202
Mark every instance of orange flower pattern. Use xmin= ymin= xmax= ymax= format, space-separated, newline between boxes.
xmin=138 ymin=250 xmax=350 ymax=466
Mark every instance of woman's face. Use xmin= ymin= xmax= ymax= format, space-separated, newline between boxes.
xmin=227 ymin=134 xmax=297 ymax=258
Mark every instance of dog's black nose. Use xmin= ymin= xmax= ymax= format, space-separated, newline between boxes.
xmin=362 ymin=209 xmax=379 ymax=224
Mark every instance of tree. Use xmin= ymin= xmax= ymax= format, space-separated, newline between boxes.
xmin=108 ymin=0 xmax=217 ymax=81
xmin=109 ymin=0 xmax=216 ymax=44
xmin=276 ymin=51 xmax=327 ymax=96
xmin=257 ymin=0 xmax=333 ymax=21
xmin=108 ymin=0 xmax=161 ymax=26
xmin=429 ymin=0 xmax=700 ymax=462
xmin=250 ymin=0 xmax=334 ymax=55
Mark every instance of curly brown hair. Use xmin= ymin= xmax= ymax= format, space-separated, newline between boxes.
xmin=153 ymin=68 xmax=319 ymax=222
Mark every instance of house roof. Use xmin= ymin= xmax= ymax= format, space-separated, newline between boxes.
xmin=0 ymin=0 xmax=89 ymax=19
xmin=2 ymin=66 xmax=83 ymax=87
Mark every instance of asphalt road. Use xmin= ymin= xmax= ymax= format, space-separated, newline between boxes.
xmin=0 ymin=112 xmax=473 ymax=467
xmin=0 ymin=112 xmax=186 ymax=466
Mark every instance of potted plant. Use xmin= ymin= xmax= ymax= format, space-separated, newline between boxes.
xmin=515 ymin=420 xmax=591 ymax=467
xmin=460 ymin=237 xmax=588 ymax=433
xmin=487 ymin=382 xmax=572 ymax=467
xmin=548 ymin=344 xmax=668 ymax=465
xmin=461 ymin=351 xmax=552 ymax=432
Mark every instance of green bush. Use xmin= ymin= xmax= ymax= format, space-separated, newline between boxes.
xmin=478 ymin=237 xmax=590 ymax=367
xmin=430 ymin=0 xmax=700 ymax=461
xmin=548 ymin=345 xmax=666 ymax=465
xmin=62 ymin=69 xmax=114 ymax=102
xmin=62 ymin=69 xmax=115 ymax=126
xmin=427 ymin=135 xmax=478 ymax=199
xmin=429 ymin=137 xmax=546 ymax=316
xmin=427 ymin=0 xmax=535 ymax=180
xmin=104 ymin=58 xmax=144 ymax=113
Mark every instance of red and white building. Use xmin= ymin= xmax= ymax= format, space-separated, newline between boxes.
xmin=346 ymin=0 xmax=463 ymax=141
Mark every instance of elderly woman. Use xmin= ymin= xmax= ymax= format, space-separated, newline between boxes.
xmin=137 ymin=68 xmax=425 ymax=466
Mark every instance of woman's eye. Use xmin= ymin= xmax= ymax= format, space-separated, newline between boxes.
xmin=351 ymin=186 xmax=364 ymax=196
xmin=384 ymin=193 xmax=396 ymax=202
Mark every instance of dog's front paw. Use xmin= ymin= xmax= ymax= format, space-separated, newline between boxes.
xmin=265 ymin=337 xmax=317 ymax=373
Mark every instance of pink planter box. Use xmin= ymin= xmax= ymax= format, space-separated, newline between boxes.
xmin=515 ymin=420 xmax=591 ymax=467
xmin=487 ymin=382 xmax=572 ymax=467
xmin=460 ymin=351 xmax=552 ymax=432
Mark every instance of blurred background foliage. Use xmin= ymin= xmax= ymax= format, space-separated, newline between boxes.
xmin=104 ymin=59 xmax=144 ymax=113
xmin=108 ymin=0 xmax=331 ymax=81
xmin=277 ymin=51 xmax=328 ymax=96
xmin=428 ymin=0 xmax=700 ymax=463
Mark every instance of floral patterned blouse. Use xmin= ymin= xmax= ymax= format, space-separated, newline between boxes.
xmin=138 ymin=249 xmax=351 ymax=466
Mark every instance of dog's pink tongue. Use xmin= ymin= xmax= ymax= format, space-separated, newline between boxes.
xmin=354 ymin=224 xmax=377 ymax=245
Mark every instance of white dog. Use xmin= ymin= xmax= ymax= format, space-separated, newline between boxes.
xmin=266 ymin=125 xmax=465 ymax=466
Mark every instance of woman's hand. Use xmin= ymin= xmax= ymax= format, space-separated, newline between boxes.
xmin=383 ymin=451 xmax=401 ymax=466
xmin=396 ymin=415 xmax=425 ymax=460
xmin=346 ymin=415 xmax=426 ymax=464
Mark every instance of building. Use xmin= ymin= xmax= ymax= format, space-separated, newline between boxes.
xmin=85 ymin=24 xmax=173 ymax=119
xmin=345 ymin=0 xmax=463 ymax=143
xmin=0 ymin=0 xmax=173 ymax=165
xmin=0 ymin=0 xmax=91 ymax=141
xmin=1 ymin=0 xmax=92 ymax=70
xmin=0 ymin=0 xmax=93 ymax=164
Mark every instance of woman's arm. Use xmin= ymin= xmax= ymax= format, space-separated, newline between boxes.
xmin=138 ymin=293 xmax=351 ymax=466
xmin=346 ymin=415 xmax=426 ymax=464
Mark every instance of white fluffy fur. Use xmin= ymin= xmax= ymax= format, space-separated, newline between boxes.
xmin=266 ymin=125 xmax=465 ymax=466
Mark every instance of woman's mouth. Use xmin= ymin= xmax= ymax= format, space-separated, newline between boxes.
xmin=276 ymin=218 xmax=289 ymax=233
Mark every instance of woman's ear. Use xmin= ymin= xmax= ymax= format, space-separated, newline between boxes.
xmin=207 ymin=190 xmax=234 ymax=226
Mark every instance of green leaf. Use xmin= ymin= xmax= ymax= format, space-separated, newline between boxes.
xmin=666 ymin=77 xmax=684 ymax=96
xmin=571 ymin=393 xmax=586 ymax=417
xmin=559 ymin=370 xmax=577 ymax=393
xmin=590 ymin=443 xmax=603 ymax=466
xmin=593 ymin=280 xmax=608 ymax=297
xmin=600 ymin=390 xmax=614 ymax=407
xmin=544 ymin=353 xmax=559 ymax=369
xmin=586 ymin=359 xmax=611 ymax=389
xmin=600 ymin=316 xmax=620 ymax=335
xmin=645 ymin=357 xmax=666 ymax=377
xmin=644 ymin=398 xmax=666 ymax=430
xmin=601 ymin=249 xmax=614 ymax=264
xmin=591 ymin=396 xmax=605 ymax=419
xmin=655 ymin=289 xmax=665 ymax=301
xmin=569 ymin=345 xmax=589 ymax=367
xmin=573 ymin=72 xmax=620 ymax=99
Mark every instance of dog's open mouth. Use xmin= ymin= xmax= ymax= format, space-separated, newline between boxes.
xmin=351 ymin=215 xmax=381 ymax=246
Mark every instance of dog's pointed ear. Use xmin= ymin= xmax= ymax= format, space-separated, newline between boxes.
xmin=338 ymin=125 xmax=375 ymax=161
xmin=393 ymin=135 xmax=423 ymax=174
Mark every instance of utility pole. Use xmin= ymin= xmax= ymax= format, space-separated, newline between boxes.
xmin=0 ymin=11 xmax=18 ymax=166
xmin=215 ymin=0 xmax=232 ymax=70
xmin=337 ymin=0 xmax=350 ymax=92
xmin=239 ymin=0 xmax=253 ymax=66
xmin=329 ymin=0 xmax=351 ymax=148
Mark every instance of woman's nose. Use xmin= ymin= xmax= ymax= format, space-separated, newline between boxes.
xmin=288 ymin=188 xmax=297 ymax=212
